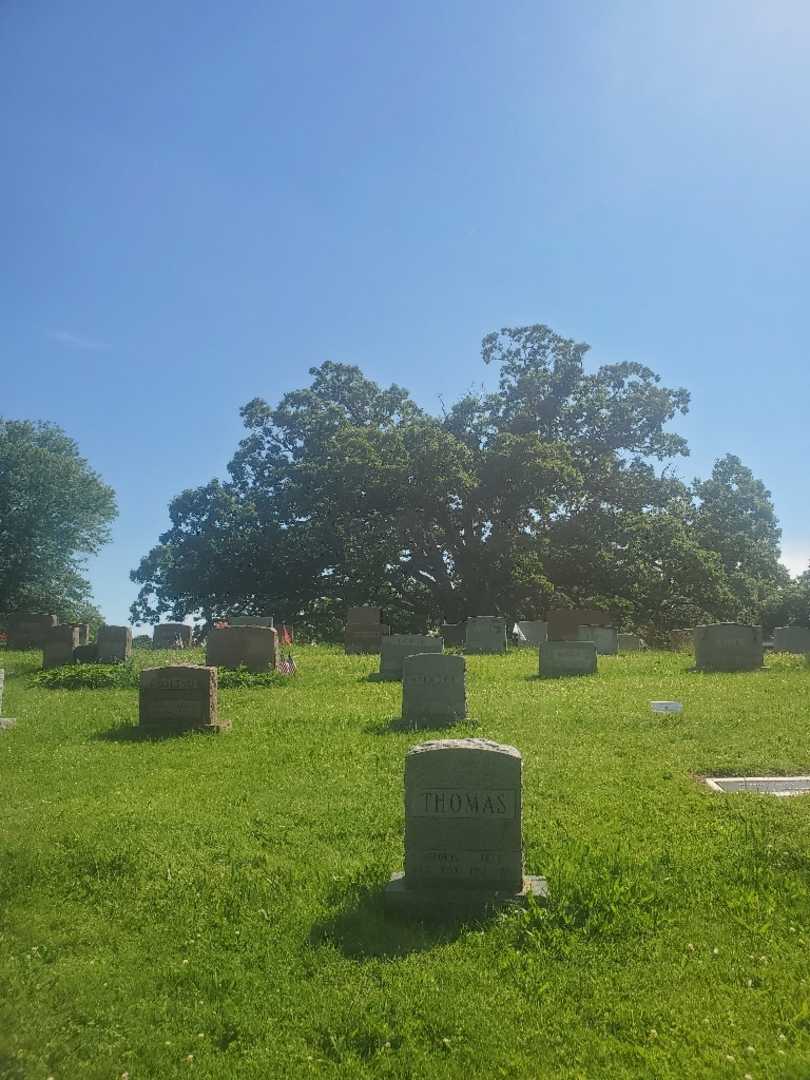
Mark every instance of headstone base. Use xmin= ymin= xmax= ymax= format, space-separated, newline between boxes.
xmin=383 ymin=871 xmax=548 ymax=919
xmin=137 ymin=719 xmax=229 ymax=736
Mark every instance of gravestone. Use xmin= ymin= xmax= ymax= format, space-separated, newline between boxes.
xmin=669 ymin=628 xmax=694 ymax=651
xmin=464 ymin=616 xmax=507 ymax=655
xmin=42 ymin=624 xmax=80 ymax=669
xmin=575 ymin=625 xmax=618 ymax=655
xmin=546 ymin=608 xmax=611 ymax=642
xmin=439 ymin=622 xmax=466 ymax=647
xmin=70 ymin=623 xmax=90 ymax=646
xmin=539 ymin=641 xmax=598 ymax=678
xmin=384 ymin=738 xmax=547 ymax=917
xmin=345 ymin=606 xmax=388 ymax=654
xmin=139 ymin=665 xmax=226 ymax=734
xmin=694 ymin=624 xmax=763 ymax=672
xmin=401 ymin=653 xmax=466 ymax=728
xmin=152 ymin=623 xmax=192 ymax=649
xmin=230 ymin=615 xmax=274 ymax=627
xmin=0 ymin=669 xmax=12 ymax=730
xmin=377 ymin=634 xmax=443 ymax=680
xmin=773 ymin=626 xmax=810 ymax=653
xmin=74 ymin=643 xmax=99 ymax=663
xmin=617 ymin=632 xmax=644 ymax=652
xmin=96 ymin=625 xmax=132 ymax=663
xmin=205 ymin=626 xmax=279 ymax=672
xmin=6 ymin=613 xmax=57 ymax=650
xmin=515 ymin=620 xmax=548 ymax=646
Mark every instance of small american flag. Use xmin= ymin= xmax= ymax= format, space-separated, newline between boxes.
xmin=280 ymin=624 xmax=293 ymax=645
xmin=278 ymin=652 xmax=297 ymax=675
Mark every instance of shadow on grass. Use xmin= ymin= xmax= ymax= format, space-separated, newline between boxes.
xmin=92 ymin=724 xmax=218 ymax=742
xmin=309 ymin=881 xmax=472 ymax=959
xmin=361 ymin=717 xmax=475 ymax=736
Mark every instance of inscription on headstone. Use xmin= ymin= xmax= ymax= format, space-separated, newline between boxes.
xmin=152 ymin=623 xmax=192 ymax=649
xmin=139 ymin=665 xmax=226 ymax=733
xmin=384 ymin=738 xmax=546 ymax=916
xmin=539 ymin=641 xmax=598 ymax=678
xmin=205 ymin=626 xmax=279 ymax=672
xmin=377 ymin=634 xmax=443 ymax=680
xmin=773 ymin=626 xmax=810 ymax=654
xmin=464 ymin=616 xmax=507 ymax=655
xmin=694 ymin=624 xmax=763 ymax=672
xmin=575 ymin=625 xmax=618 ymax=655
xmin=42 ymin=624 xmax=80 ymax=669
xmin=401 ymin=653 xmax=466 ymax=728
xmin=96 ymin=625 xmax=132 ymax=664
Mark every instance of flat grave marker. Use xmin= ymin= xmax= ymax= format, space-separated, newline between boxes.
xmin=705 ymin=776 xmax=810 ymax=796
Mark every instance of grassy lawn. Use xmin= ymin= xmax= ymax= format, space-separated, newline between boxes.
xmin=2 ymin=645 xmax=810 ymax=1079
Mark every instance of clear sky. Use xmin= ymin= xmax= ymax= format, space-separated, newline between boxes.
xmin=3 ymin=0 xmax=809 ymax=626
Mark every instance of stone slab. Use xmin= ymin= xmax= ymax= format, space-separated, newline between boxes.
xmin=401 ymin=653 xmax=466 ymax=727
xmin=138 ymin=665 xmax=226 ymax=733
xmin=705 ymin=776 xmax=810 ymax=796
xmin=96 ymin=625 xmax=132 ymax=663
xmin=515 ymin=620 xmax=548 ymax=646
xmin=773 ymin=626 xmax=810 ymax=653
xmin=205 ymin=626 xmax=279 ymax=672
xmin=42 ymin=625 xmax=80 ymax=669
xmin=547 ymin=608 xmax=611 ymax=642
xmin=617 ymin=633 xmax=644 ymax=652
xmin=5 ymin=613 xmax=57 ymax=650
xmin=464 ymin=616 xmax=507 ymax=654
xmin=376 ymin=634 xmax=443 ymax=680
xmin=384 ymin=871 xmax=548 ymax=918
xmin=575 ymin=625 xmax=618 ymax=655
xmin=539 ymin=640 xmax=598 ymax=678
xmin=439 ymin=622 xmax=466 ymax=646
xmin=694 ymin=623 xmax=763 ymax=672
xmin=152 ymin=623 xmax=192 ymax=649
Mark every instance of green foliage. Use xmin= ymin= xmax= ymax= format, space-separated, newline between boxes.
xmin=31 ymin=650 xmax=295 ymax=690
xmin=130 ymin=324 xmax=786 ymax=636
xmin=0 ymin=418 xmax=117 ymax=617
xmin=3 ymin=646 xmax=810 ymax=1078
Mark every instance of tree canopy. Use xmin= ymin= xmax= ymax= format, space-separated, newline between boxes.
xmin=0 ymin=419 xmax=117 ymax=622
xmin=130 ymin=324 xmax=788 ymax=639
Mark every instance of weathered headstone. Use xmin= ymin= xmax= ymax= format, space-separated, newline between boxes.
xmin=70 ymin=623 xmax=90 ymax=646
xmin=539 ymin=640 xmax=598 ymax=678
xmin=6 ymin=613 xmax=57 ymax=650
xmin=96 ymin=625 xmax=132 ymax=664
xmin=617 ymin=632 xmax=644 ymax=652
xmin=0 ymin=669 xmax=12 ymax=730
xmin=439 ymin=622 xmax=466 ymax=647
xmin=669 ymin=628 xmax=694 ymax=651
xmin=515 ymin=620 xmax=548 ymax=646
xmin=139 ymin=665 xmax=226 ymax=733
xmin=401 ymin=653 xmax=466 ymax=727
xmin=152 ymin=623 xmax=192 ymax=649
xmin=575 ymin=625 xmax=618 ymax=655
xmin=377 ymin=634 xmax=443 ymax=680
xmin=546 ymin=608 xmax=612 ymax=642
xmin=345 ymin=606 xmax=388 ymax=654
xmin=694 ymin=624 xmax=763 ymax=672
xmin=74 ymin=643 xmax=99 ymax=663
xmin=384 ymin=738 xmax=547 ymax=917
xmin=230 ymin=615 xmax=274 ymax=627
xmin=205 ymin=626 xmax=279 ymax=672
xmin=773 ymin=626 xmax=810 ymax=654
xmin=42 ymin=624 xmax=80 ymax=669
xmin=464 ymin=616 xmax=507 ymax=655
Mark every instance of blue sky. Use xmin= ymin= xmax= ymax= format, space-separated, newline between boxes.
xmin=3 ymin=0 xmax=809 ymax=626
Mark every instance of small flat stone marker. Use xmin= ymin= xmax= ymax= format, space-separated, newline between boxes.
xmin=705 ymin=776 xmax=810 ymax=796
xmin=539 ymin=641 xmax=597 ymax=678
xmin=464 ymin=616 xmax=507 ymax=654
xmin=385 ymin=738 xmax=547 ymax=917
xmin=401 ymin=653 xmax=466 ymax=728
xmin=139 ymin=665 xmax=227 ymax=734
xmin=650 ymin=701 xmax=683 ymax=713
xmin=376 ymin=634 xmax=443 ymax=680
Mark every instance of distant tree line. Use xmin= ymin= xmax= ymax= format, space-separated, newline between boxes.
xmin=128 ymin=324 xmax=801 ymax=642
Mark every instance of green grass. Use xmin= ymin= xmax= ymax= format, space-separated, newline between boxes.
xmin=1 ymin=645 xmax=810 ymax=1079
